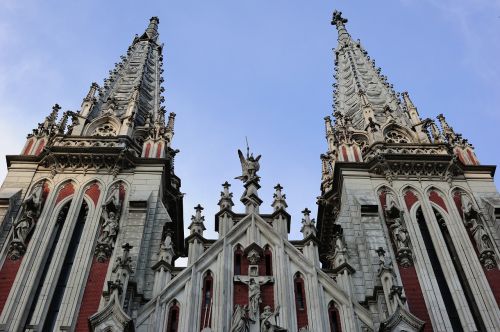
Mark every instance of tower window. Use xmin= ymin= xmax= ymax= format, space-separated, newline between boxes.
xmin=234 ymin=252 xmax=242 ymax=275
xmin=264 ymin=248 xmax=272 ymax=276
xmin=167 ymin=301 xmax=180 ymax=332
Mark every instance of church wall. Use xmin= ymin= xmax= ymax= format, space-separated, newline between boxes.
xmin=332 ymin=169 xmax=500 ymax=331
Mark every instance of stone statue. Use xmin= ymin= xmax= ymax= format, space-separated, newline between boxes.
xmin=391 ymin=218 xmax=409 ymax=250
xmin=22 ymin=182 xmax=44 ymax=217
xmin=99 ymin=210 xmax=119 ymax=244
xmin=233 ymin=275 xmax=274 ymax=320
xmin=260 ymin=305 xmax=286 ymax=332
xmin=13 ymin=209 xmax=35 ymax=243
xmin=470 ymin=218 xmax=491 ymax=253
xmin=230 ymin=305 xmax=250 ymax=332
xmin=235 ymin=149 xmax=261 ymax=183
xmin=460 ymin=193 xmax=475 ymax=220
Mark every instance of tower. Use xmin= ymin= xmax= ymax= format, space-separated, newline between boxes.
xmin=317 ymin=11 xmax=500 ymax=331
xmin=0 ymin=17 xmax=183 ymax=331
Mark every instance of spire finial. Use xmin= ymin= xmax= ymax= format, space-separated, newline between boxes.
xmin=218 ymin=181 xmax=234 ymax=211
xmin=189 ymin=204 xmax=206 ymax=235
xmin=271 ymin=184 xmax=288 ymax=211
xmin=146 ymin=16 xmax=160 ymax=40
xmin=331 ymin=10 xmax=350 ymax=43
xmin=300 ymin=208 xmax=317 ymax=238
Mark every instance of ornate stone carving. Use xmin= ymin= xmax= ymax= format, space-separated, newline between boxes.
xmin=230 ymin=305 xmax=251 ymax=332
xmin=369 ymin=153 xmax=463 ymax=185
xmin=233 ymin=275 xmax=274 ymax=321
xmin=40 ymin=148 xmax=135 ymax=177
xmin=260 ymin=305 xmax=286 ymax=332
xmin=389 ymin=218 xmax=413 ymax=268
xmin=235 ymin=149 xmax=261 ymax=184
xmin=95 ymin=184 xmax=123 ymax=262
xmin=8 ymin=182 xmax=45 ymax=260
xmin=384 ymin=130 xmax=409 ymax=144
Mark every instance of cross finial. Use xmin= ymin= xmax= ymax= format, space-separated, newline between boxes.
xmin=301 ymin=208 xmax=311 ymax=216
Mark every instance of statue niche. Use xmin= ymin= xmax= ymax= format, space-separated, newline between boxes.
xmin=95 ymin=183 xmax=124 ymax=262
xmin=382 ymin=190 xmax=414 ymax=268
xmin=8 ymin=181 xmax=47 ymax=260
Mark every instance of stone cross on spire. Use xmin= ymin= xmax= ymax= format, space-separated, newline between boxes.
xmin=188 ymin=204 xmax=206 ymax=236
xmin=218 ymin=181 xmax=234 ymax=211
xmin=271 ymin=184 xmax=288 ymax=211
xmin=300 ymin=208 xmax=317 ymax=238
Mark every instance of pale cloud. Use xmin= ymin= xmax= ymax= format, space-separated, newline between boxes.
xmin=402 ymin=0 xmax=500 ymax=82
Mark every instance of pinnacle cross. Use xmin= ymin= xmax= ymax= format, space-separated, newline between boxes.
xmin=300 ymin=208 xmax=317 ymax=238
xmin=331 ymin=10 xmax=350 ymax=43
xmin=271 ymin=184 xmax=288 ymax=211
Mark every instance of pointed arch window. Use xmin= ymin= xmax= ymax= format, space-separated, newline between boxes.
xmin=167 ymin=300 xmax=180 ymax=332
xmin=415 ymin=207 xmax=463 ymax=331
xmin=294 ymin=273 xmax=309 ymax=328
xmin=234 ymin=247 xmax=243 ymax=275
xmin=25 ymin=199 xmax=72 ymax=328
xmin=384 ymin=129 xmax=409 ymax=143
xmin=264 ymin=246 xmax=272 ymax=276
xmin=432 ymin=207 xmax=485 ymax=331
xmin=200 ymin=272 xmax=213 ymax=330
xmin=328 ymin=301 xmax=341 ymax=332
xmin=43 ymin=200 xmax=89 ymax=330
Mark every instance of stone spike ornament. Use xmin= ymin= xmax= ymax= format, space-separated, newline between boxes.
xmin=271 ymin=183 xmax=288 ymax=211
xmin=218 ymin=181 xmax=234 ymax=211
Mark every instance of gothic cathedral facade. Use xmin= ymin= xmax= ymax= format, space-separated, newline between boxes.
xmin=0 ymin=12 xmax=499 ymax=332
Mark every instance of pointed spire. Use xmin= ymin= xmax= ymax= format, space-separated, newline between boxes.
xmin=271 ymin=184 xmax=288 ymax=211
xmin=331 ymin=12 xmax=413 ymax=131
xmin=145 ymin=16 xmax=160 ymax=41
xmin=188 ymin=204 xmax=206 ymax=235
xmin=218 ymin=181 xmax=234 ymax=211
xmin=300 ymin=208 xmax=317 ymax=238
xmin=84 ymin=83 xmax=99 ymax=102
xmin=331 ymin=11 xmax=350 ymax=44
xmin=437 ymin=113 xmax=456 ymax=141
xmin=85 ymin=17 xmax=164 ymax=132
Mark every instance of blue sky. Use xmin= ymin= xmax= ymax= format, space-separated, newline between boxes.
xmin=0 ymin=0 xmax=499 ymax=242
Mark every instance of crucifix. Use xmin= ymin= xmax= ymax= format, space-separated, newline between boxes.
xmin=234 ymin=274 xmax=274 ymax=322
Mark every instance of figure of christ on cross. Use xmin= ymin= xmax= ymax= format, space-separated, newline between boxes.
xmin=234 ymin=275 xmax=275 ymax=321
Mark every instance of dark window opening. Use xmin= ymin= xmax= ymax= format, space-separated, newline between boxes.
xmin=167 ymin=303 xmax=179 ymax=332
xmin=296 ymin=281 xmax=305 ymax=309
xmin=416 ymin=207 xmax=463 ymax=332
xmin=24 ymin=201 xmax=72 ymax=329
xmin=203 ymin=279 xmax=212 ymax=309
xmin=433 ymin=208 xmax=486 ymax=332
xmin=265 ymin=251 xmax=272 ymax=276
xmin=234 ymin=253 xmax=242 ymax=275
xmin=43 ymin=201 xmax=88 ymax=331
xmin=329 ymin=302 xmax=341 ymax=332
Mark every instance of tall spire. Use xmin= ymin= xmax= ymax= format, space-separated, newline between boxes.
xmin=85 ymin=17 xmax=165 ymax=129
xmin=331 ymin=11 xmax=410 ymax=130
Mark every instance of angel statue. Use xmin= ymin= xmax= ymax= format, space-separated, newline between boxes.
xmin=235 ymin=149 xmax=261 ymax=183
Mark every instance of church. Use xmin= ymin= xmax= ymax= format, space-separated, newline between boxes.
xmin=0 ymin=10 xmax=499 ymax=332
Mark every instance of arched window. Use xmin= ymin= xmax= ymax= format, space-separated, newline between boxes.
xmin=264 ymin=247 xmax=272 ymax=276
xmin=234 ymin=247 xmax=243 ymax=275
xmin=328 ymin=301 xmax=341 ymax=332
xmin=200 ymin=272 xmax=213 ymax=330
xmin=43 ymin=201 xmax=89 ymax=331
xmin=294 ymin=273 xmax=308 ymax=328
xmin=415 ymin=207 xmax=462 ymax=331
xmin=167 ymin=300 xmax=180 ymax=332
xmin=384 ymin=129 xmax=409 ymax=143
xmin=25 ymin=199 xmax=72 ymax=328
xmin=432 ymin=207 xmax=485 ymax=331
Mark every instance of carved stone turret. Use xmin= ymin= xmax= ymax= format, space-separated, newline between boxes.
xmin=187 ymin=204 xmax=207 ymax=265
